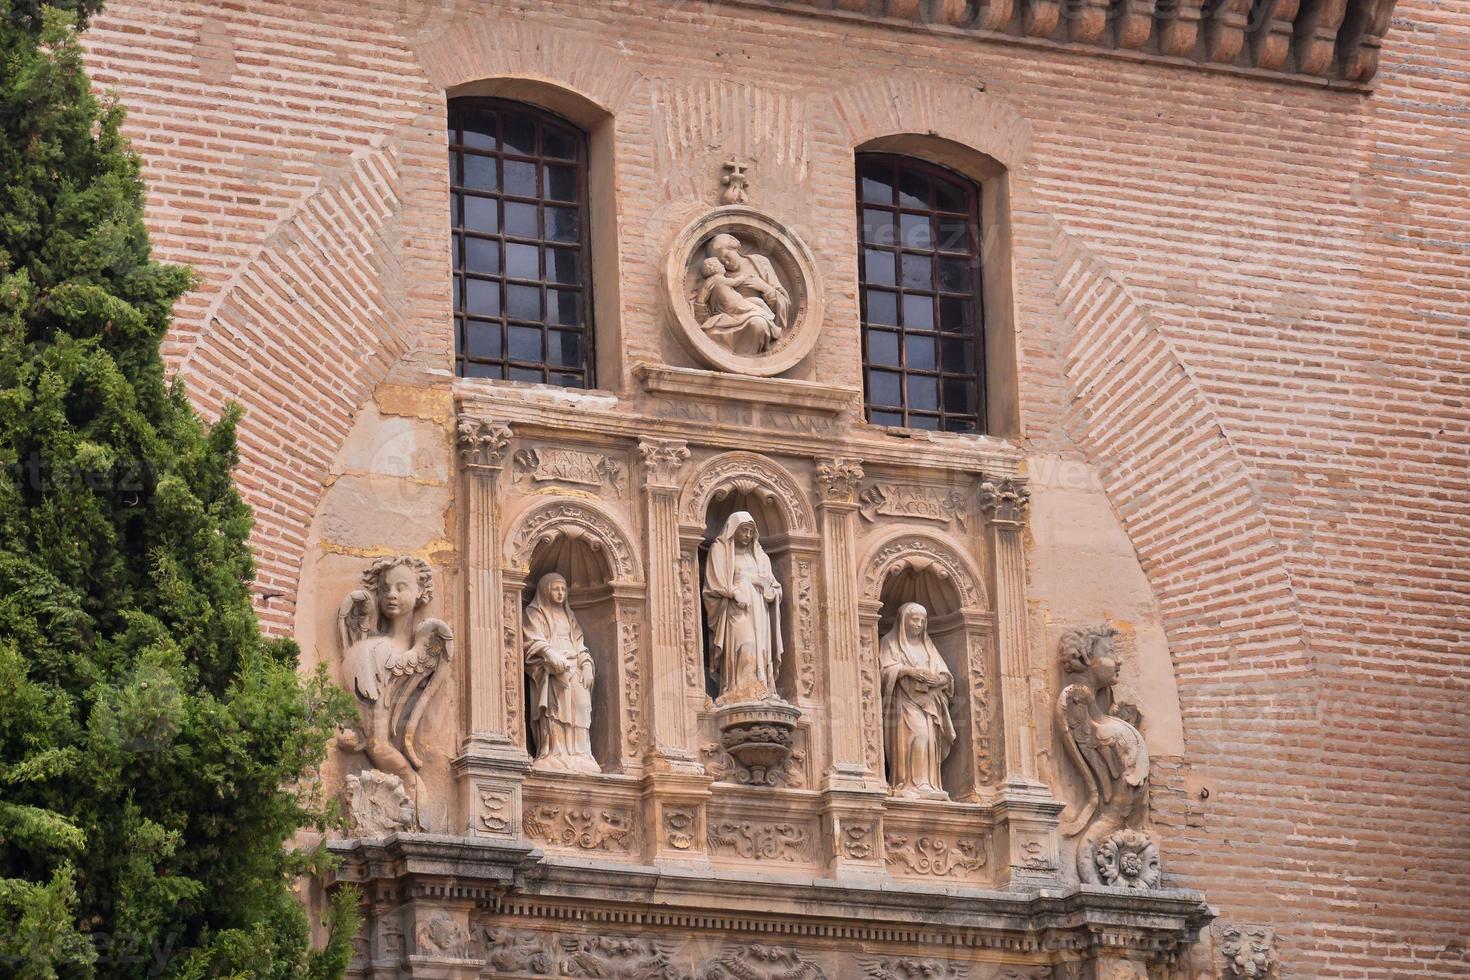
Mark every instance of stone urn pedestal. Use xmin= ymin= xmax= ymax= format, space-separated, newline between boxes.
xmin=716 ymin=700 xmax=801 ymax=786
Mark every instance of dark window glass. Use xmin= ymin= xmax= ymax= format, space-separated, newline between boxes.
xmin=856 ymin=153 xmax=985 ymax=433
xmin=450 ymin=98 xmax=593 ymax=387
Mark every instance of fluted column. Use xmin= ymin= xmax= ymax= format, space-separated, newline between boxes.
xmin=637 ymin=438 xmax=700 ymax=772
xmin=450 ymin=415 xmax=528 ymax=840
xmin=980 ymin=476 xmax=1063 ymax=888
xmin=979 ymin=477 xmax=1038 ymax=787
xmin=813 ymin=458 xmax=870 ymax=787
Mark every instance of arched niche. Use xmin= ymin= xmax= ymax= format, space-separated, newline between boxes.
xmin=858 ymin=530 xmax=995 ymax=801
xmin=677 ymin=453 xmax=819 ymax=706
xmin=503 ymin=498 xmax=645 ymax=774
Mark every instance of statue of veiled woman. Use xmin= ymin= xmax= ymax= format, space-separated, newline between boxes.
xmin=879 ymin=602 xmax=955 ymax=800
xmin=703 ymin=511 xmax=784 ymax=704
xmin=523 ymin=573 xmax=599 ymax=774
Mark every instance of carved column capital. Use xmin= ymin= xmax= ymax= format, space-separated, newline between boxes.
xmin=813 ymin=457 xmax=865 ymax=506
xmin=979 ymin=477 xmax=1030 ymax=528
xmin=456 ymin=416 xmax=512 ymax=470
xmin=638 ymin=437 xmax=690 ymax=491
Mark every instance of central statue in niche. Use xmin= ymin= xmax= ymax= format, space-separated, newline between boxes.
xmin=703 ymin=510 xmax=785 ymax=704
xmin=880 ymin=602 xmax=955 ymax=800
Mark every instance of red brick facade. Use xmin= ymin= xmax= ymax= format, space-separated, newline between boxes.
xmin=83 ymin=1 xmax=1468 ymax=975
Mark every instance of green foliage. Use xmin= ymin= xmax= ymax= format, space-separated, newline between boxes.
xmin=0 ymin=3 xmax=358 ymax=976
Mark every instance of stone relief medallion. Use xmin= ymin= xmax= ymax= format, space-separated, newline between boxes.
xmin=663 ymin=205 xmax=823 ymax=377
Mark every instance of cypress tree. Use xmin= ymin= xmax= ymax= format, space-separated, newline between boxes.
xmin=0 ymin=3 xmax=357 ymax=976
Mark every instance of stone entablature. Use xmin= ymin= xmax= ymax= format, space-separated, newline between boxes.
xmin=708 ymin=0 xmax=1398 ymax=86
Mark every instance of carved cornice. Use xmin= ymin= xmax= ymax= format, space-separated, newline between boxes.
xmin=639 ymin=437 xmax=691 ymax=490
xmin=457 ymin=415 xmax=513 ymax=470
xmin=704 ymin=0 xmax=1397 ymax=86
xmin=978 ymin=478 xmax=1030 ymax=528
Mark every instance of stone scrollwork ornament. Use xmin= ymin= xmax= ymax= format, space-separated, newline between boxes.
xmin=1056 ymin=626 xmax=1159 ymax=887
xmin=523 ymin=572 xmax=600 ymax=774
xmin=342 ymin=769 xmax=416 ymax=839
xmin=663 ymin=171 xmax=823 ymax=377
xmin=337 ymin=556 xmax=453 ymax=824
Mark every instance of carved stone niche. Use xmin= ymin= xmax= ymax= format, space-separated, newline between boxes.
xmin=503 ymin=497 xmax=647 ymax=776
xmin=857 ymin=530 xmax=996 ymax=803
xmin=662 ymin=205 xmax=824 ymax=377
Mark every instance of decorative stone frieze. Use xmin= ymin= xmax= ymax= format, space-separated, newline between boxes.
xmin=561 ymin=935 xmax=686 ymax=979
xmin=523 ymin=804 xmax=636 ymax=853
xmin=706 ymin=820 xmax=812 ymax=862
xmin=883 ymin=832 xmax=988 ymax=879
xmin=704 ymin=944 xmax=826 ymax=980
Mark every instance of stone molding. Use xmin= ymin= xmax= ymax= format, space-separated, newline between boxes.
xmin=707 ymin=0 xmax=1396 ymax=86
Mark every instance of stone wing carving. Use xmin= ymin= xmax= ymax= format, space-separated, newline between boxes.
xmin=1057 ymin=682 xmax=1105 ymax=835
xmin=338 ymin=589 xmax=380 ymax=698
xmin=393 ymin=619 xmax=453 ymax=770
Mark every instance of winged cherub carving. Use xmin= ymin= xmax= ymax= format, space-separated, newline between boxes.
xmin=1056 ymin=626 xmax=1152 ymax=884
xmin=338 ymin=556 xmax=453 ymax=821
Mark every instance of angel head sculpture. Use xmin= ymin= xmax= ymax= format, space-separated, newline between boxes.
xmin=338 ymin=556 xmax=453 ymax=824
xmin=1056 ymin=626 xmax=1154 ymax=886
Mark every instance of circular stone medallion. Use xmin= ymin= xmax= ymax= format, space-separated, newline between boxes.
xmin=662 ymin=205 xmax=824 ymax=377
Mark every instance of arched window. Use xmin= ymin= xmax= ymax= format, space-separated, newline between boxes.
xmin=856 ymin=154 xmax=985 ymax=433
xmin=450 ymin=98 xmax=593 ymax=387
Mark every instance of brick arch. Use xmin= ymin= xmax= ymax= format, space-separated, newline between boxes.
xmin=1047 ymin=217 xmax=1309 ymax=674
xmin=177 ymin=146 xmax=409 ymax=635
xmin=825 ymin=76 xmax=1034 ymax=176
xmin=411 ymin=17 xmax=641 ymax=116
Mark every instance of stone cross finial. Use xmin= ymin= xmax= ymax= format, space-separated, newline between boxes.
xmin=721 ymin=158 xmax=750 ymax=205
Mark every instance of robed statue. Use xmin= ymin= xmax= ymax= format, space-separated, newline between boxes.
xmin=879 ymin=603 xmax=955 ymax=800
xmin=522 ymin=573 xmax=599 ymax=774
xmin=338 ymin=556 xmax=454 ymax=820
xmin=703 ymin=511 xmax=784 ymax=703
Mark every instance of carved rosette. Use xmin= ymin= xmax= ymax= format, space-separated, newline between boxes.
xmin=1094 ymin=829 xmax=1161 ymax=890
xmin=456 ymin=415 xmax=512 ymax=469
xmin=978 ymin=477 xmax=1030 ymax=528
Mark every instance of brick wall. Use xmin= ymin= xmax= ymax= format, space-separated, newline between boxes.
xmin=82 ymin=0 xmax=1469 ymax=975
